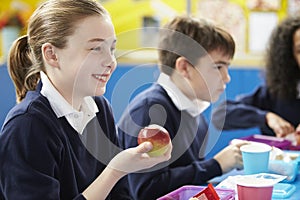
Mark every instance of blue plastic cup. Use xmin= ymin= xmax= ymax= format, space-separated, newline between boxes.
xmin=241 ymin=143 xmax=272 ymax=175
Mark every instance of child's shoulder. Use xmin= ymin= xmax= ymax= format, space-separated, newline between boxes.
xmin=3 ymin=91 xmax=53 ymax=127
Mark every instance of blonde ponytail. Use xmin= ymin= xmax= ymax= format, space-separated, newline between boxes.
xmin=8 ymin=35 xmax=39 ymax=103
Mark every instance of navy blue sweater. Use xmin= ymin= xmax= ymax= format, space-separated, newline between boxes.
xmin=118 ymin=84 xmax=222 ymax=200
xmin=212 ymin=85 xmax=300 ymax=136
xmin=0 ymin=84 xmax=130 ymax=199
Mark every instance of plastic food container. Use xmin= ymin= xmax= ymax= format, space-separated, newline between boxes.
xmin=269 ymin=159 xmax=299 ymax=182
xmin=272 ymin=183 xmax=296 ymax=199
xmin=157 ymin=185 xmax=235 ymax=200
xmin=239 ymin=134 xmax=291 ymax=150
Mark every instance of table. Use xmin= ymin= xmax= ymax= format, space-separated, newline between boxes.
xmin=209 ymin=167 xmax=300 ymax=199
xmin=284 ymin=173 xmax=300 ymax=200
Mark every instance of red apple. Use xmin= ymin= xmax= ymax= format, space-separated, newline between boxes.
xmin=138 ymin=124 xmax=171 ymax=157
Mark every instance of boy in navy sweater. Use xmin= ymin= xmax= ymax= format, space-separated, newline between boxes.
xmin=118 ymin=16 xmax=245 ymax=199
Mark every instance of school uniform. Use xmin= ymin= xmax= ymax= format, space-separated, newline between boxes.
xmin=118 ymin=73 xmax=222 ymax=200
xmin=0 ymin=72 xmax=130 ymax=200
xmin=212 ymin=85 xmax=300 ymax=136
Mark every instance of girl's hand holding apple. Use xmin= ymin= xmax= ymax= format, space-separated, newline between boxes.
xmin=108 ymin=125 xmax=172 ymax=175
xmin=137 ymin=124 xmax=171 ymax=157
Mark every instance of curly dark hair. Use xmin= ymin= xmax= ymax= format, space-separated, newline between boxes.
xmin=265 ymin=15 xmax=300 ymax=100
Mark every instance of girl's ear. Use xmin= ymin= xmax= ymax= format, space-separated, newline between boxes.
xmin=175 ymin=57 xmax=192 ymax=79
xmin=42 ymin=43 xmax=59 ymax=68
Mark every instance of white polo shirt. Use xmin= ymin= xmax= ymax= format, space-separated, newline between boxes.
xmin=40 ymin=71 xmax=98 ymax=134
xmin=157 ymin=73 xmax=210 ymax=117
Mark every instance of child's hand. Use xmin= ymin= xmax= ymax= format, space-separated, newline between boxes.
xmin=108 ymin=141 xmax=172 ymax=175
xmin=266 ymin=112 xmax=295 ymax=137
xmin=214 ymin=142 xmax=247 ymax=174
xmin=296 ymin=124 xmax=300 ymax=134
xmin=295 ymin=124 xmax=300 ymax=145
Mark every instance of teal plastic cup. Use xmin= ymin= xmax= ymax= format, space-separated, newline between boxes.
xmin=241 ymin=143 xmax=272 ymax=175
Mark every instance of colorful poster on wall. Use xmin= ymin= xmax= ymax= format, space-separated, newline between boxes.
xmin=288 ymin=0 xmax=300 ymax=15
xmin=248 ymin=12 xmax=278 ymax=53
xmin=197 ymin=0 xmax=246 ymax=53
xmin=247 ymin=0 xmax=281 ymax=11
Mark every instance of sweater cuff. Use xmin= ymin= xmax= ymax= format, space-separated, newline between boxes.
xmin=193 ymin=158 xmax=222 ymax=184
xmin=256 ymin=110 xmax=268 ymax=126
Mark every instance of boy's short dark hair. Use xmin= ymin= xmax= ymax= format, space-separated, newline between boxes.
xmin=158 ymin=15 xmax=235 ymax=75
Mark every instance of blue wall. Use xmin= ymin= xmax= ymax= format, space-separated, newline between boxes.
xmin=0 ymin=65 xmax=16 ymax=126
xmin=0 ymin=63 xmax=264 ymax=157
